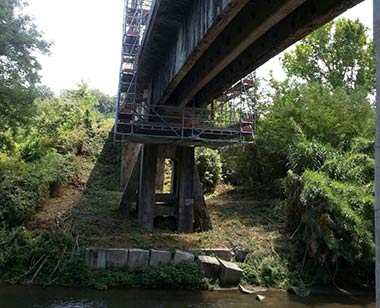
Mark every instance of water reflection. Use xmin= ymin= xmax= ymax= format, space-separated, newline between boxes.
xmin=36 ymin=300 xmax=107 ymax=308
xmin=0 ymin=285 xmax=375 ymax=308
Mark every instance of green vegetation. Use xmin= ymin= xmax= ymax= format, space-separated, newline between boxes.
xmin=221 ymin=18 xmax=375 ymax=286
xmin=0 ymin=1 xmax=375 ymax=291
xmin=195 ymin=147 xmax=223 ymax=193
xmin=0 ymin=227 xmax=205 ymax=290
xmin=0 ymin=0 xmax=50 ymax=150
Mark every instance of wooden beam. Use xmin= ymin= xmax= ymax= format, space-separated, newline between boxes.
xmin=119 ymin=153 xmax=140 ymax=215
xmin=194 ymin=0 xmax=363 ymax=105
xmin=194 ymin=164 xmax=212 ymax=231
xmin=120 ymin=142 xmax=142 ymax=189
xmin=138 ymin=144 xmax=158 ymax=231
xmin=172 ymin=0 xmax=306 ymax=107
xmin=154 ymin=0 xmax=249 ymax=106
xmin=177 ymin=146 xmax=195 ymax=233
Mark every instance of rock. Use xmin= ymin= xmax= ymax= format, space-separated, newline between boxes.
xmin=188 ymin=248 xmax=202 ymax=255
xmin=127 ymin=249 xmax=149 ymax=272
xmin=85 ymin=248 xmax=107 ymax=270
xmin=288 ymin=286 xmax=311 ymax=297
xmin=106 ymin=248 xmax=128 ymax=269
xmin=234 ymin=250 xmax=249 ymax=262
xmin=197 ymin=256 xmax=220 ymax=280
xmin=149 ymin=249 xmax=172 ymax=266
xmin=202 ymin=248 xmax=234 ymax=261
xmin=256 ymin=295 xmax=265 ymax=301
xmin=238 ymin=284 xmax=253 ymax=294
xmin=173 ymin=250 xmax=194 ymax=264
xmin=218 ymin=259 xmax=243 ymax=286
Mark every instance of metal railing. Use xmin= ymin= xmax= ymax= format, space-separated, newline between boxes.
xmin=116 ymin=101 xmax=255 ymax=144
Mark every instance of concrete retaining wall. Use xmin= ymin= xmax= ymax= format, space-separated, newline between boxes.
xmin=85 ymin=247 xmax=243 ymax=286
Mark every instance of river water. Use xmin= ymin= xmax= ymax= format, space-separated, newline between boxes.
xmin=0 ymin=285 xmax=375 ymax=308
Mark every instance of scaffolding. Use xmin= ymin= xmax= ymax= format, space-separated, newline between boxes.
xmin=114 ymin=0 xmax=151 ymax=142
xmin=114 ymin=0 xmax=257 ymax=146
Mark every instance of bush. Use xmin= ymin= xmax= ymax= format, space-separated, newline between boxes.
xmin=287 ymin=139 xmax=331 ymax=174
xmin=285 ymin=169 xmax=374 ymax=281
xmin=195 ymin=147 xmax=222 ymax=193
xmin=0 ymin=152 xmax=75 ymax=227
xmin=240 ymin=253 xmax=292 ymax=288
xmin=0 ymin=227 xmax=88 ymax=285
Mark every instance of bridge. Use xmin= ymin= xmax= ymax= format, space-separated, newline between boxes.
xmin=114 ymin=0 xmax=363 ymax=233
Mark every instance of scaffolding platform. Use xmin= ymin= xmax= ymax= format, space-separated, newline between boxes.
xmin=115 ymin=102 xmax=255 ymax=146
xmin=114 ymin=0 xmax=257 ymax=147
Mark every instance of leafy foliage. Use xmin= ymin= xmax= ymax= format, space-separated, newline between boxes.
xmin=195 ymin=147 xmax=222 ymax=193
xmin=0 ymin=152 xmax=75 ymax=227
xmin=90 ymin=89 xmax=116 ymax=115
xmin=0 ymin=0 xmax=51 ymax=149
xmin=285 ymin=168 xmax=374 ymax=280
xmin=240 ymin=252 xmax=293 ymax=288
xmin=221 ymin=18 xmax=375 ymax=284
xmin=0 ymin=83 xmax=113 ymax=228
xmin=282 ymin=18 xmax=375 ymax=92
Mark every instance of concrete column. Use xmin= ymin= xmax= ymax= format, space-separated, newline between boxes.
xmin=138 ymin=144 xmax=158 ymax=231
xmin=374 ymin=0 xmax=380 ymax=306
xmin=177 ymin=146 xmax=195 ymax=233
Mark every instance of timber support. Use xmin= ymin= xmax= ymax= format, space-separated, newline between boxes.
xmin=177 ymin=146 xmax=195 ymax=233
xmin=119 ymin=142 xmax=211 ymax=233
xmin=138 ymin=144 xmax=158 ymax=231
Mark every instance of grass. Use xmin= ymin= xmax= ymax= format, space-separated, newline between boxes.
xmin=72 ymin=191 xmax=283 ymax=251
xmin=29 ymin=128 xmax=289 ymax=254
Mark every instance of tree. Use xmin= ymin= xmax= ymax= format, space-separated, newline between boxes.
xmin=0 ymin=0 xmax=50 ymax=150
xmin=282 ymin=18 xmax=375 ymax=93
xmin=89 ymin=89 xmax=116 ymax=115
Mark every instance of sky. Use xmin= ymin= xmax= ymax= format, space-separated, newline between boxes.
xmin=25 ymin=0 xmax=374 ymax=96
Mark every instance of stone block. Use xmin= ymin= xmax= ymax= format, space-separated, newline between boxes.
xmin=218 ymin=259 xmax=243 ymax=286
xmin=234 ymin=249 xmax=249 ymax=262
xmin=197 ymin=255 xmax=220 ymax=280
xmin=173 ymin=250 xmax=194 ymax=264
xmin=202 ymin=248 xmax=234 ymax=261
xmin=106 ymin=248 xmax=128 ymax=269
xmin=127 ymin=249 xmax=150 ymax=272
xmin=85 ymin=248 xmax=106 ymax=270
xmin=149 ymin=249 xmax=172 ymax=266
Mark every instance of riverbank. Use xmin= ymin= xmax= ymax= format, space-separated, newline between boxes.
xmin=16 ymin=129 xmax=295 ymax=290
xmin=0 ymin=129 xmax=367 ymax=291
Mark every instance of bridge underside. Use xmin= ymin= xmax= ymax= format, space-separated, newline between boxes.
xmin=138 ymin=0 xmax=362 ymax=107
xmin=118 ymin=0 xmax=363 ymax=233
